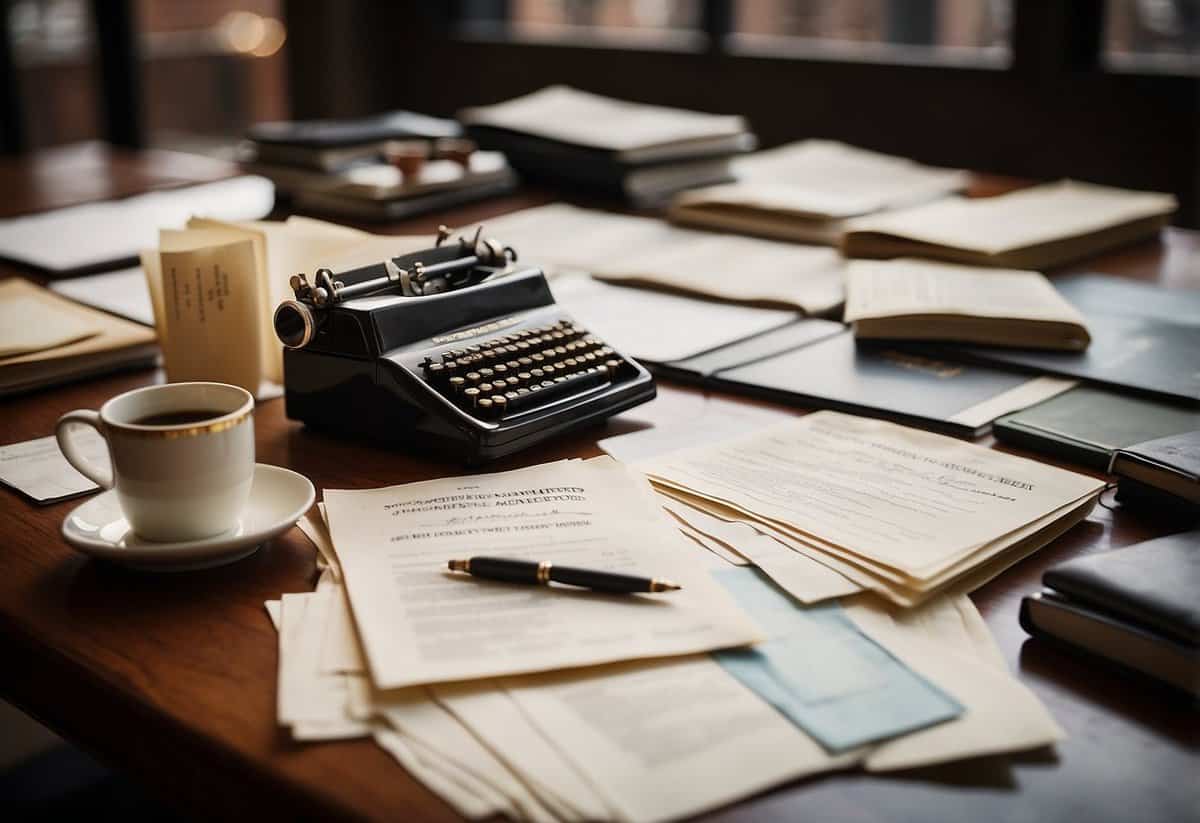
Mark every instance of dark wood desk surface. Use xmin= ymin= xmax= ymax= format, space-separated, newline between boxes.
xmin=1 ymin=147 xmax=1197 ymax=822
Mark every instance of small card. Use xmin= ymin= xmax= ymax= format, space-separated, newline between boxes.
xmin=0 ymin=430 xmax=108 ymax=504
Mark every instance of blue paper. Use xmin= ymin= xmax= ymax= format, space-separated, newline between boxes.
xmin=712 ymin=567 xmax=962 ymax=752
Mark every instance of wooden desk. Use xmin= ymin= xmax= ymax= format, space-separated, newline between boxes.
xmin=1 ymin=148 xmax=1197 ymax=822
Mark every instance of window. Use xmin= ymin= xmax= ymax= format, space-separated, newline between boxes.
xmin=1104 ymin=0 xmax=1199 ymax=74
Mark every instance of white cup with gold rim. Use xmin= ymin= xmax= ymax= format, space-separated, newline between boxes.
xmin=56 ymin=382 xmax=255 ymax=542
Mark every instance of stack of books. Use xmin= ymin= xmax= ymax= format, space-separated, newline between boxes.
xmin=242 ymin=111 xmax=517 ymax=220
xmin=458 ymin=86 xmax=757 ymax=206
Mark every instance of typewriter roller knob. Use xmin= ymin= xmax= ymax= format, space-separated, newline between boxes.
xmin=273 ymin=300 xmax=316 ymax=349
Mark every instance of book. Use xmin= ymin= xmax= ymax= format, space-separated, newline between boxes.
xmin=0 ymin=278 xmax=158 ymax=396
xmin=843 ymin=258 xmax=1090 ymax=350
xmin=993 ymin=387 xmax=1200 ymax=471
xmin=841 ymin=180 xmax=1177 ymax=269
xmin=0 ymin=176 xmax=275 ymax=275
xmin=458 ymin=86 xmax=756 ymax=205
xmin=1110 ymin=431 xmax=1200 ymax=514
xmin=246 ymin=110 xmax=462 ymax=172
xmin=656 ymin=320 xmax=1076 ymax=438
xmin=938 ymin=275 xmax=1200 ymax=405
xmin=1020 ymin=531 xmax=1200 ymax=695
xmin=668 ymin=140 xmax=967 ymax=245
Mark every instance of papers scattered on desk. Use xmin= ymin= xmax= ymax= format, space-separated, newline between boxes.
xmin=0 ymin=429 xmax=107 ymax=504
xmin=0 ymin=176 xmax=275 ymax=274
xmin=266 ymin=440 xmax=1069 ymax=821
xmin=669 ymin=140 xmax=967 ymax=245
xmin=465 ymin=203 xmax=846 ymax=314
xmin=844 ymin=258 xmax=1092 ymax=350
xmin=841 ymin=179 xmax=1177 ymax=269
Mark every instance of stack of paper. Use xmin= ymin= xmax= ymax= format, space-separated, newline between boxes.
xmin=0 ymin=278 xmax=157 ymax=397
xmin=637 ymin=411 xmax=1106 ymax=608
xmin=268 ymin=449 xmax=1068 ymax=821
xmin=462 ymin=203 xmax=846 ymax=314
xmin=669 ymin=140 xmax=967 ymax=245
xmin=843 ymin=258 xmax=1091 ymax=350
xmin=841 ymin=180 xmax=1177 ymax=269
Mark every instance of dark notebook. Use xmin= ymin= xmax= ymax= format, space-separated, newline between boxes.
xmin=1020 ymin=531 xmax=1200 ymax=694
xmin=1111 ymin=430 xmax=1200 ymax=514
xmin=994 ymin=388 xmax=1200 ymax=471
xmin=247 ymin=111 xmax=462 ymax=171
xmin=934 ymin=275 xmax=1200 ymax=406
xmin=651 ymin=320 xmax=1073 ymax=438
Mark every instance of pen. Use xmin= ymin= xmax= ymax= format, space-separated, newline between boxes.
xmin=447 ymin=557 xmax=682 ymax=594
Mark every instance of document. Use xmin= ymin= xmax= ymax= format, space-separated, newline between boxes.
xmin=372 ymin=730 xmax=510 ymax=821
xmin=49 ymin=267 xmax=155 ymax=326
xmin=844 ymin=258 xmax=1091 ymax=350
xmin=548 ymin=272 xmax=799 ymax=363
xmin=323 ymin=457 xmax=761 ymax=689
xmin=641 ymin=411 xmax=1104 ymax=582
xmin=0 ymin=429 xmax=107 ymax=504
xmin=501 ymin=656 xmax=850 ymax=823
xmin=710 ymin=568 xmax=962 ymax=751
xmin=0 ymin=176 xmax=275 ymax=273
xmin=464 ymin=203 xmax=845 ymax=314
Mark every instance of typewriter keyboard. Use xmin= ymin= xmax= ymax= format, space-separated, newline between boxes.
xmin=417 ymin=319 xmax=627 ymax=419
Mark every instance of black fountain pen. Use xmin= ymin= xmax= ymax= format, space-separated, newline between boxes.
xmin=447 ymin=557 xmax=682 ymax=594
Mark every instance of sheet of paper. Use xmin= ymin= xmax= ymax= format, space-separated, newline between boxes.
xmin=0 ymin=176 xmax=275 ymax=272
xmin=843 ymin=180 xmax=1177 ymax=256
xmin=502 ymin=655 xmax=850 ymax=823
xmin=49 ymin=267 xmax=155 ymax=325
xmin=0 ymin=295 xmax=101 ymax=357
xmin=323 ymin=457 xmax=761 ymax=689
xmin=156 ymin=231 xmax=263 ymax=395
xmin=431 ymin=681 xmax=615 ymax=821
xmin=598 ymin=403 xmax=789 ymax=465
xmin=661 ymin=497 xmax=861 ymax=603
xmin=352 ymin=681 xmax=555 ymax=822
xmin=844 ymin=595 xmax=1064 ymax=770
xmin=548 ymin=272 xmax=799 ymax=363
xmin=0 ymin=430 xmax=107 ymax=504
xmin=464 ymin=203 xmax=845 ymax=314
xmin=710 ymin=567 xmax=961 ymax=751
xmin=276 ymin=591 xmax=373 ymax=741
xmin=685 ymin=140 xmax=967 ymax=219
xmin=641 ymin=411 xmax=1104 ymax=581
xmin=297 ymin=505 xmax=342 ymax=581
xmin=457 ymin=85 xmax=747 ymax=154
xmin=590 ymin=231 xmax=846 ymax=314
xmin=666 ymin=511 xmax=750 ymax=566
xmin=844 ymin=258 xmax=1087 ymax=324
xmin=372 ymin=730 xmax=509 ymax=821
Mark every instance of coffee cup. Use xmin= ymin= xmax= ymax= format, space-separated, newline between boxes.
xmin=56 ymin=382 xmax=255 ymax=542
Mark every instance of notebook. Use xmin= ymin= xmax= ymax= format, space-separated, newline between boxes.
xmin=841 ymin=180 xmax=1177 ymax=269
xmin=994 ymin=387 xmax=1200 ymax=471
xmin=668 ymin=140 xmax=966 ymax=245
xmin=844 ymin=258 xmax=1090 ymax=350
xmin=1111 ymin=431 xmax=1200 ymax=514
xmin=246 ymin=110 xmax=462 ymax=171
xmin=0 ymin=278 xmax=157 ymax=396
xmin=1020 ymin=530 xmax=1199 ymax=695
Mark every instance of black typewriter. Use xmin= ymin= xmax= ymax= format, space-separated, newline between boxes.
xmin=273 ymin=226 xmax=656 ymax=462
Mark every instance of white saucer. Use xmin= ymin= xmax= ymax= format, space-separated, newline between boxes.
xmin=61 ymin=464 xmax=316 ymax=571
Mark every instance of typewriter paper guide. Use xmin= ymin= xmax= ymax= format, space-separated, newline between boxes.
xmin=323 ymin=457 xmax=762 ymax=690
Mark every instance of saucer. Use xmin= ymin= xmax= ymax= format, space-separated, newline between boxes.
xmin=61 ymin=464 xmax=316 ymax=571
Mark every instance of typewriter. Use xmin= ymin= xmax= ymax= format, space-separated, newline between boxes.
xmin=273 ymin=226 xmax=656 ymax=462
